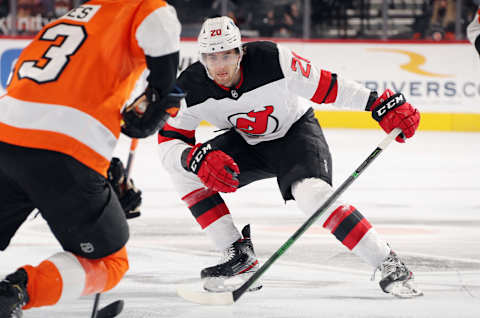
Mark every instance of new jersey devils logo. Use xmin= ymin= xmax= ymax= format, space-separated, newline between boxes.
xmin=228 ymin=106 xmax=278 ymax=136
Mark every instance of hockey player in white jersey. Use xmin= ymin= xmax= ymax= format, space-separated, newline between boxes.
xmin=158 ymin=16 xmax=422 ymax=298
xmin=467 ymin=5 xmax=480 ymax=56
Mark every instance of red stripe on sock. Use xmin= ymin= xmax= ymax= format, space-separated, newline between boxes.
xmin=322 ymin=205 xmax=356 ymax=232
xmin=342 ymin=218 xmax=372 ymax=250
xmin=182 ymin=188 xmax=217 ymax=208
xmin=196 ymin=203 xmax=229 ymax=229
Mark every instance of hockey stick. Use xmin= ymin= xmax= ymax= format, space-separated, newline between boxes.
xmin=176 ymin=128 xmax=402 ymax=305
xmin=90 ymin=294 xmax=101 ymax=318
xmin=125 ymin=139 xmax=139 ymax=179
xmin=96 ymin=300 xmax=124 ymax=318
xmin=90 ymin=139 xmax=139 ymax=317
xmin=91 ymin=295 xmax=124 ymax=318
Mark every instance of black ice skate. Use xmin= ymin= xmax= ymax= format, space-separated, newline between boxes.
xmin=0 ymin=269 xmax=29 ymax=318
xmin=201 ymin=225 xmax=262 ymax=292
xmin=374 ymin=250 xmax=423 ymax=298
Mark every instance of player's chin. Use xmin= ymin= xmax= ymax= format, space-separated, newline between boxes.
xmin=214 ymin=75 xmax=230 ymax=85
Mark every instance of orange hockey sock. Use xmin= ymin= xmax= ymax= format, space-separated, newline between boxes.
xmin=21 ymin=260 xmax=62 ymax=309
xmin=76 ymin=246 xmax=129 ymax=294
xmin=20 ymin=246 xmax=129 ymax=309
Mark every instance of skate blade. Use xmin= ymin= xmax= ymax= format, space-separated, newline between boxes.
xmin=203 ymin=273 xmax=262 ymax=293
xmin=388 ymin=280 xmax=424 ymax=299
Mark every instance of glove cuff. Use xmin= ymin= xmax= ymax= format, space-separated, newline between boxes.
xmin=371 ymin=93 xmax=406 ymax=122
xmin=181 ymin=147 xmax=192 ymax=171
xmin=365 ymin=91 xmax=378 ymax=111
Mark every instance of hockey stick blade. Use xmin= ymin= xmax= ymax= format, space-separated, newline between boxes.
xmin=176 ymin=128 xmax=402 ymax=305
xmin=96 ymin=300 xmax=124 ymax=318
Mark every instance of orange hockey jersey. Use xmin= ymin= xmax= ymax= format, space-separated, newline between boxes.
xmin=0 ymin=0 xmax=180 ymax=176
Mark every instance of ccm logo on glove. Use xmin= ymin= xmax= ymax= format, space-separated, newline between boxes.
xmin=189 ymin=143 xmax=212 ymax=173
xmin=182 ymin=143 xmax=240 ymax=193
xmin=373 ymin=93 xmax=405 ymax=121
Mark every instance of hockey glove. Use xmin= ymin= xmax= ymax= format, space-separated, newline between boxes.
xmin=107 ymin=157 xmax=142 ymax=219
xmin=181 ymin=143 xmax=240 ymax=193
xmin=121 ymin=86 xmax=185 ymax=138
xmin=370 ymin=89 xmax=420 ymax=143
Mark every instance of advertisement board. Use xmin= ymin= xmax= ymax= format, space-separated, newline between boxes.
xmin=179 ymin=40 xmax=480 ymax=113
xmin=1 ymin=38 xmax=478 ymax=130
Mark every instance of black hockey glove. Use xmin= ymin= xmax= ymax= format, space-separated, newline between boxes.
xmin=107 ymin=157 xmax=142 ymax=219
xmin=121 ymin=86 xmax=185 ymax=138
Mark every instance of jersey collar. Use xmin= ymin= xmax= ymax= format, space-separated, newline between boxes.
xmin=213 ymin=66 xmax=244 ymax=92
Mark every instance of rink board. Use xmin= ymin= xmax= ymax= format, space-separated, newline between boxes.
xmin=0 ymin=37 xmax=478 ymax=131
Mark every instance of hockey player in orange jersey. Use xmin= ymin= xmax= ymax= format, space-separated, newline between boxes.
xmin=0 ymin=0 xmax=181 ymax=316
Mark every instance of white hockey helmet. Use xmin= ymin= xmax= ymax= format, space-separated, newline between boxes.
xmin=198 ymin=16 xmax=242 ymax=54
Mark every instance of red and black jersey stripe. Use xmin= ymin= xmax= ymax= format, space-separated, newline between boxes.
xmin=158 ymin=122 xmax=195 ymax=145
xmin=311 ymin=70 xmax=338 ymax=104
xmin=182 ymin=188 xmax=230 ymax=229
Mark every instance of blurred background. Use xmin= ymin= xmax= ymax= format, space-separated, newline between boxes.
xmin=0 ymin=1 xmax=478 ymax=133
xmin=0 ymin=3 xmax=478 ymax=316
xmin=0 ymin=0 xmax=478 ymax=40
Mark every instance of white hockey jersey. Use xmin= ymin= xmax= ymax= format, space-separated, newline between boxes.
xmin=158 ymin=41 xmax=372 ymax=172
xmin=467 ymin=7 xmax=480 ymax=55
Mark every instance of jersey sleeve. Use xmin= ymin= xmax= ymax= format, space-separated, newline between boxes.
xmin=134 ymin=3 xmax=181 ymax=97
xmin=157 ymin=101 xmax=202 ymax=172
xmin=135 ymin=3 xmax=181 ymax=58
xmin=467 ymin=8 xmax=480 ymax=56
xmin=277 ymin=44 xmax=371 ymax=111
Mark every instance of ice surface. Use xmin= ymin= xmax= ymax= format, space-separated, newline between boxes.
xmin=1 ymin=128 xmax=479 ymax=317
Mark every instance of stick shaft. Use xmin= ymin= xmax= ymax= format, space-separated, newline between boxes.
xmin=91 ymin=138 xmax=138 ymax=316
xmin=232 ymin=128 xmax=401 ymax=301
xmin=125 ymin=139 xmax=138 ymax=180
xmin=90 ymin=293 xmax=101 ymax=318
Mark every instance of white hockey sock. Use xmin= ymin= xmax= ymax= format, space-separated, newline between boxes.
xmin=292 ymin=178 xmax=390 ymax=268
xmin=47 ymin=252 xmax=87 ymax=303
xmin=205 ymin=214 xmax=242 ymax=251
xmin=351 ymin=229 xmax=391 ymax=268
xmin=182 ymin=188 xmax=241 ymax=251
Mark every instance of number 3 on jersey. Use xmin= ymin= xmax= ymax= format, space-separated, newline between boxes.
xmin=17 ymin=23 xmax=86 ymax=84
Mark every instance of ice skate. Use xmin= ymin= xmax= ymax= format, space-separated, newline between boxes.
xmin=0 ymin=269 xmax=29 ymax=318
xmin=375 ymin=250 xmax=423 ymax=298
xmin=201 ymin=225 xmax=262 ymax=292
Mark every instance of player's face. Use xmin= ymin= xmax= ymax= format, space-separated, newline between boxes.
xmin=202 ymin=49 xmax=241 ymax=87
